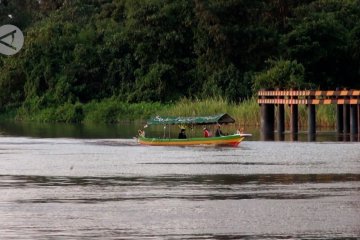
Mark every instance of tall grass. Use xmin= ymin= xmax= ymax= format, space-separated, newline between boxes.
xmin=231 ymin=98 xmax=260 ymax=126
xmin=13 ymin=98 xmax=165 ymax=123
xmin=316 ymin=105 xmax=336 ymax=127
xmin=0 ymin=107 xmax=17 ymax=121
xmin=159 ymin=97 xmax=336 ymax=128
xmin=282 ymin=105 xmax=336 ymax=129
xmin=83 ymin=99 xmax=165 ymax=123
xmin=2 ymin=96 xmax=336 ymax=127
xmin=158 ymin=97 xmax=230 ymax=117
xmin=16 ymin=103 xmax=84 ymax=123
xmin=158 ymin=97 xmax=259 ymax=126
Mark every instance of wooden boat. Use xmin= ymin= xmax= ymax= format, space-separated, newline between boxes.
xmin=138 ymin=134 xmax=246 ymax=147
xmin=137 ymin=113 xmax=251 ymax=147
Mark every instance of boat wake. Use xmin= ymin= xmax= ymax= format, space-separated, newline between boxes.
xmin=84 ymin=138 xmax=139 ymax=147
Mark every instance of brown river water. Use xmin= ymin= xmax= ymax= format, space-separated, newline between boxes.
xmin=0 ymin=122 xmax=359 ymax=239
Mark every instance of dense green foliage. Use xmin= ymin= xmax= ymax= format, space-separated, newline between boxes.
xmin=253 ymin=59 xmax=306 ymax=91
xmin=9 ymin=97 xmax=336 ymax=127
xmin=14 ymin=98 xmax=165 ymax=123
xmin=0 ymin=0 xmax=359 ymax=122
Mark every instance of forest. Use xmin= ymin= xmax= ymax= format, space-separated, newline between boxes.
xmin=0 ymin=0 xmax=360 ymax=122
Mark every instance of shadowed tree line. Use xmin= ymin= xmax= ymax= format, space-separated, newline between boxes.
xmin=1 ymin=0 xmax=360 ymax=113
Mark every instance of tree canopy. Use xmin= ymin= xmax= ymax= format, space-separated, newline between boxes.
xmin=1 ymin=0 xmax=360 ymax=109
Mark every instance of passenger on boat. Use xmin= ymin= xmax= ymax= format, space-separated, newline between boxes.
xmin=215 ymin=124 xmax=224 ymax=137
xmin=138 ymin=129 xmax=145 ymax=137
xmin=203 ymin=127 xmax=211 ymax=137
xmin=236 ymin=128 xmax=244 ymax=135
xmin=178 ymin=128 xmax=187 ymax=139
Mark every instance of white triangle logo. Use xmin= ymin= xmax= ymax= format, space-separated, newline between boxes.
xmin=0 ymin=25 xmax=24 ymax=55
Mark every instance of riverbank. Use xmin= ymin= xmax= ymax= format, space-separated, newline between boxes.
xmin=0 ymin=97 xmax=336 ymax=127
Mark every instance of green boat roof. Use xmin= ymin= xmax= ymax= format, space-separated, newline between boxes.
xmin=147 ymin=113 xmax=235 ymax=125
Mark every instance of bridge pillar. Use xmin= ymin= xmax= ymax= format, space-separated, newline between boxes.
xmin=343 ymin=104 xmax=350 ymax=134
xmin=257 ymin=89 xmax=360 ymax=142
xmin=336 ymin=104 xmax=343 ymax=134
xmin=358 ymin=104 xmax=360 ymax=133
xmin=358 ymin=104 xmax=360 ymax=140
xmin=290 ymin=104 xmax=298 ymax=140
xmin=277 ymin=104 xmax=285 ymax=138
xmin=350 ymin=104 xmax=358 ymax=140
xmin=308 ymin=104 xmax=316 ymax=141
xmin=260 ymin=103 xmax=274 ymax=141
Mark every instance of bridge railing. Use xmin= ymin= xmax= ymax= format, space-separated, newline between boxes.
xmin=257 ymin=90 xmax=360 ymax=105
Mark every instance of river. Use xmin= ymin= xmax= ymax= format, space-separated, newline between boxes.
xmin=0 ymin=122 xmax=359 ymax=239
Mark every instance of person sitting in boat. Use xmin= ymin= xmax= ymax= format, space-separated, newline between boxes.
xmin=236 ymin=127 xmax=244 ymax=135
xmin=203 ymin=127 xmax=211 ymax=137
xmin=138 ymin=129 xmax=145 ymax=137
xmin=215 ymin=124 xmax=224 ymax=137
xmin=178 ymin=128 xmax=187 ymax=139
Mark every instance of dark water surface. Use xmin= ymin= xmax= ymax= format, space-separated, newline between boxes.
xmin=0 ymin=122 xmax=359 ymax=239
xmin=0 ymin=120 xmax=353 ymax=141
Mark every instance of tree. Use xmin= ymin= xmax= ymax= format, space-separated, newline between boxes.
xmin=284 ymin=0 xmax=360 ymax=89
xmin=0 ymin=0 xmax=41 ymax=28
xmin=253 ymin=59 xmax=306 ymax=91
xmin=124 ymin=0 xmax=195 ymax=102
xmin=1 ymin=0 xmax=360 ymax=111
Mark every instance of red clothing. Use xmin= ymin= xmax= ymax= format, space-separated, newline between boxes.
xmin=204 ymin=129 xmax=210 ymax=137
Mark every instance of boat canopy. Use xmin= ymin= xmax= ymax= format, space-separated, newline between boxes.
xmin=146 ymin=113 xmax=235 ymax=125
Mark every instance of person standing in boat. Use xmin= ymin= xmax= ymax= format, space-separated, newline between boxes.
xmin=215 ymin=124 xmax=224 ymax=137
xmin=178 ymin=128 xmax=187 ymax=139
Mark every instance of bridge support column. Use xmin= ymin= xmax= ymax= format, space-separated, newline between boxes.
xmin=350 ymin=104 xmax=358 ymax=141
xmin=336 ymin=104 xmax=343 ymax=134
xmin=343 ymin=104 xmax=350 ymax=134
xmin=290 ymin=104 xmax=298 ymax=140
xmin=358 ymin=104 xmax=360 ymax=133
xmin=260 ymin=104 xmax=274 ymax=141
xmin=358 ymin=104 xmax=360 ymax=140
xmin=308 ymin=104 xmax=316 ymax=141
xmin=277 ymin=104 xmax=285 ymax=139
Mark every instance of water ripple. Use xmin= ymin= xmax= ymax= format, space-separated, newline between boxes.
xmin=1 ymin=174 xmax=359 ymax=187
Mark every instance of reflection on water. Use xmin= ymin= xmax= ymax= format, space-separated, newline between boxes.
xmin=2 ymin=173 xmax=360 ymax=187
xmin=0 ymin=120 xmax=141 ymax=139
xmin=1 ymin=173 xmax=359 ymax=203
xmin=0 ymin=137 xmax=359 ymax=239
xmin=2 ymin=120 xmax=359 ymax=142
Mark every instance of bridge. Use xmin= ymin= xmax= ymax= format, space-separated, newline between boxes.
xmin=257 ymin=89 xmax=360 ymax=141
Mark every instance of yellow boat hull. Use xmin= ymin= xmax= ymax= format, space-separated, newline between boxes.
xmin=138 ymin=134 xmax=245 ymax=147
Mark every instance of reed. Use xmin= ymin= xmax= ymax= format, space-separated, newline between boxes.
xmin=281 ymin=105 xmax=336 ymax=128
xmin=83 ymin=99 xmax=164 ymax=123
xmin=158 ymin=97 xmax=231 ymax=117
xmin=13 ymin=98 xmax=164 ymax=123
xmin=4 ymin=97 xmax=337 ymax=127
xmin=158 ymin=97 xmax=259 ymax=126
xmin=316 ymin=105 xmax=336 ymax=127
xmin=159 ymin=97 xmax=336 ymax=128
xmin=0 ymin=107 xmax=17 ymax=120
xmin=230 ymin=98 xmax=260 ymax=126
